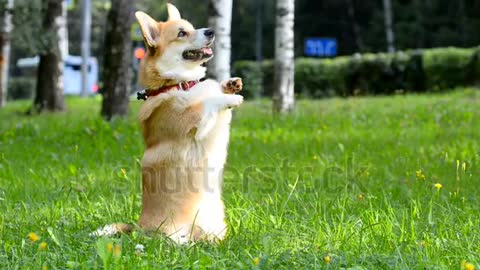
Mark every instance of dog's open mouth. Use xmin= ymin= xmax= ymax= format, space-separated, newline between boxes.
xmin=182 ymin=47 xmax=213 ymax=61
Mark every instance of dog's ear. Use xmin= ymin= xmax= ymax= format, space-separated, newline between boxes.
xmin=135 ymin=11 xmax=160 ymax=52
xmin=167 ymin=3 xmax=181 ymax=21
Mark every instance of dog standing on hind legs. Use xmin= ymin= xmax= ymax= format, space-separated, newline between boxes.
xmin=92 ymin=3 xmax=243 ymax=243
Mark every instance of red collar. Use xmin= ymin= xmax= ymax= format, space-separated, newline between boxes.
xmin=138 ymin=80 xmax=199 ymax=100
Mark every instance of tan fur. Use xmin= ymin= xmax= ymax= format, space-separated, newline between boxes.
xmin=92 ymin=4 xmax=244 ymax=243
xmin=134 ymin=4 xmax=242 ymax=243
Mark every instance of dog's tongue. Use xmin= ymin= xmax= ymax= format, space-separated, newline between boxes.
xmin=201 ymin=47 xmax=213 ymax=54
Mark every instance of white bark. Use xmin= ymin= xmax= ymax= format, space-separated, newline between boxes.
xmin=208 ymin=0 xmax=232 ymax=82
xmin=80 ymin=0 xmax=91 ymax=97
xmin=273 ymin=0 xmax=295 ymax=113
xmin=58 ymin=0 xmax=68 ymax=58
xmin=0 ymin=0 xmax=13 ymax=107
xmin=56 ymin=0 xmax=68 ymax=94
xmin=382 ymin=0 xmax=395 ymax=53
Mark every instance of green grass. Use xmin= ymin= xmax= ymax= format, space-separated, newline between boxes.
xmin=0 ymin=89 xmax=479 ymax=269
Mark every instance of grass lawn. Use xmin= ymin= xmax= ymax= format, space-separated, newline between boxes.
xmin=0 ymin=89 xmax=479 ymax=269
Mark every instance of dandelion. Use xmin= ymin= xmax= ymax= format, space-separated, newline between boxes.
xmin=253 ymin=257 xmax=260 ymax=265
xmin=106 ymin=242 xmax=114 ymax=253
xmin=39 ymin=242 xmax=48 ymax=250
xmin=358 ymin=194 xmax=364 ymax=200
xmin=113 ymin=244 xmax=121 ymax=257
xmin=28 ymin=232 xmax=39 ymax=242
xmin=462 ymin=260 xmax=475 ymax=270
xmin=434 ymin=183 xmax=443 ymax=190
xmin=416 ymin=170 xmax=426 ymax=180
xmin=135 ymin=244 xmax=145 ymax=256
xmin=135 ymin=244 xmax=145 ymax=252
xmin=324 ymin=255 xmax=331 ymax=264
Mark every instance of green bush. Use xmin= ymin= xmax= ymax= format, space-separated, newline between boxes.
xmin=296 ymin=56 xmax=349 ymax=97
xmin=233 ymin=46 xmax=479 ymax=99
xmin=467 ymin=47 xmax=480 ymax=85
xmin=423 ymin=47 xmax=474 ymax=91
xmin=8 ymin=77 xmax=36 ymax=100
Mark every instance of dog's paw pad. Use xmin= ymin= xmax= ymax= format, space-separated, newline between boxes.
xmin=222 ymin=77 xmax=243 ymax=94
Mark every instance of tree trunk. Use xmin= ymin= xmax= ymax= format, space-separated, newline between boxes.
xmin=100 ymin=0 xmax=134 ymax=120
xmin=33 ymin=0 xmax=67 ymax=112
xmin=413 ymin=0 xmax=424 ymax=48
xmin=255 ymin=0 xmax=263 ymax=62
xmin=273 ymin=0 xmax=295 ymax=114
xmin=207 ymin=0 xmax=232 ymax=82
xmin=80 ymin=0 xmax=91 ymax=97
xmin=458 ymin=0 xmax=467 ymax=46
xmin=345 ymin=0 xmax=364 ymax=51
xmin=382 ymin=0 xmax=395 ymax=53
xmin=0 ymin=0 xmax=13 ymax=108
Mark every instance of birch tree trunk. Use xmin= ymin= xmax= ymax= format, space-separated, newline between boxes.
xmin=208 ymin=0 xmax=232 ymax=82
xmin=382 ymin=0 xmax=395 ymax=53
xmin=80 ymin=0 xmax=91 ymax=97
xmin=345 ymin=0 xmax=364 ymax=51
xmin=33 ymin=0 xmax=67 ymax=112
xmin=0 ymin=0 xmax=13 ymax=108
xmin=273 ymin=0 xmax=295 ymax=114
xmin=100 ymin=0 xmax=134 ymax=120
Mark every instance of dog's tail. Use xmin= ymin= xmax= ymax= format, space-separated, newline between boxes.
xmin=90 ymin=223 xmax=134 ymax=237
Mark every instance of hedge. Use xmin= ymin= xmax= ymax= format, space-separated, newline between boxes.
xmin=233 ymin=46 xmax=480 ymax=98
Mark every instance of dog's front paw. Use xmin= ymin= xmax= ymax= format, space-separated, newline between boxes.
xmin=226 ymin=95 xmax=243 ymax=109
xmin=222 ymin=77 xmax=243 ymax=94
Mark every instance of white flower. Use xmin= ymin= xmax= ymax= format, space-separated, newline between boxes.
xmin=135 ymin=244 xmax=145 ymax=252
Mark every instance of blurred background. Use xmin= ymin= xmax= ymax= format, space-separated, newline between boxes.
xmin=0 ymin=0 xmax=479 ymax=116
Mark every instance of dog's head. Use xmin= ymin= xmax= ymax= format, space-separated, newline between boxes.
xmin=135 ymin=4 xmax=214 ymax=84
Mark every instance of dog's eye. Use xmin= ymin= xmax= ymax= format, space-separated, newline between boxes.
xmin=178 ymin=30 xmax=187 ymax=38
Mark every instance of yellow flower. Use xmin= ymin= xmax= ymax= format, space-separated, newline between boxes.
xmin=313 ymin=155 xmax=318 ymax=160
xmin=42 ymin=264 xmax=48 ymax=270
xmin=358 ymin=194 xmax=364 ymax=200
xmin=107 ymin=242 xmax=114 ymax=253
xmin=39 ymin=242 xmax=48 ymax=250
xmin=465 ymin=262 xmax=475 ymax=270
xmin=28 ymin=232 xmax=39 ymax=242
xmin=253 ymin=257 xmax=260 ymax=265
xmin=324 ymin=255 xmax=331 ymax=264
xmin=416 ymin=170 xmax=425 ymax=180
xmin=114 ymin=244 xmax=121 ymax=257
xmin=434 ymin=183 xmax=443 ymax=190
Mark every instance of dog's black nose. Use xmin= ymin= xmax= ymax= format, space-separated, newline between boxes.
xmin=204 ymin=29 xmax=215 ymax=39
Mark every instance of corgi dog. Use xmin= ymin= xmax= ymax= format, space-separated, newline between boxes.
xmin=92 ymin=3 xmax=243 ymax=243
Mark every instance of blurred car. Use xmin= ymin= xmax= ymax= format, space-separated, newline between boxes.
xmin=17 ymin=55 xmax=99 ymax=95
